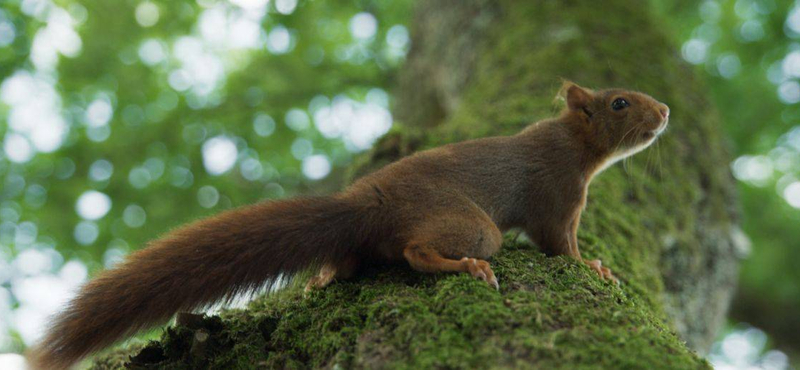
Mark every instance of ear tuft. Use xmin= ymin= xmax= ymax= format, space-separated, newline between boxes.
xmin=558 ymin=81 xmax=594 ymax=115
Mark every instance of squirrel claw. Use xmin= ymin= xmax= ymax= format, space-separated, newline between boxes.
xmin=461 ymin=257 xmax=500 ymax=290
xmin=584 ymin=259 xmax=619 ymax=285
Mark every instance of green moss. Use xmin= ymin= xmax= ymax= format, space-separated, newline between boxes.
xmin=91 ymin=239 xmax=707 ymax=369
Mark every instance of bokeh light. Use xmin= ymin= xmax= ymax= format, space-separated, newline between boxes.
xmin=202 ymin=136 xmax=239 ymax=176
xmin=75 ymin=190 xmax=111 ymax=220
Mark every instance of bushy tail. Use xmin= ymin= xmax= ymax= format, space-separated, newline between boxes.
xmin=27 ymin=196 xmax=376 ymax=369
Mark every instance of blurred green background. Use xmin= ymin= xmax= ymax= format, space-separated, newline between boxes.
xmin=0 ymin=0 xmax=797 ymax=369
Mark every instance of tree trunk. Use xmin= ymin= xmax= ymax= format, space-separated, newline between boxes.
xmin=93 ymin=0 xmax=742 ymax=368
xmin=392 ymin=0 xmax=744 ymax=354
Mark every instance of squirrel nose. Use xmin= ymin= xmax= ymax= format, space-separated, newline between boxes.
xmin=658 ymin=104 xmax=670 ymax=119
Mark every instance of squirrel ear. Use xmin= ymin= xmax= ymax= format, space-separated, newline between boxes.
xmin=560 ymin=82 xmax=594 ymax=117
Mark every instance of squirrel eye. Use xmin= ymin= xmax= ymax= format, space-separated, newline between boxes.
xmin=611 ymin=98 xmax=630 ymax=111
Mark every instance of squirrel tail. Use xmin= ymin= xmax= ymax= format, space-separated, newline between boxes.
xmin=27 ymin=196 xmax=378 ymax=369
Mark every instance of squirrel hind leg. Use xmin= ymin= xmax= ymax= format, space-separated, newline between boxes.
xmin=403 ymin=245 xmax=499 ymax=290
xmin=304 ymin=255 xmax=359 ymax=293
xmin=399 ymin=206 xmax=503 ymax=289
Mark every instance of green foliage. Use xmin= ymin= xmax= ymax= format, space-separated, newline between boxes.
xmin=0 ymin=0 xmax=411 ymax=353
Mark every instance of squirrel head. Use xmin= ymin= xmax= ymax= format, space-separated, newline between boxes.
xmin=560 ymin=82 xmax=669 ymax=157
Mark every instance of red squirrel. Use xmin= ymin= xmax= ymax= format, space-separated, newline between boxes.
xmin=28 ymin=82 xmax=669 ymax=369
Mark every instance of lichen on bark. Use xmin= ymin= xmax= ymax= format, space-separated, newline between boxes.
xmin=92 ymin=0 xmax=740 ymax=368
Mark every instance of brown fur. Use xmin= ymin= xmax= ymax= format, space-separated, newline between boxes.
xmin=28 ymin=83 xmax=668 ymax=369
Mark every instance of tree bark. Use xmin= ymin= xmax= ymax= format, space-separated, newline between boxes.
xmin=93 ymin=0 xmax=742 ymax=368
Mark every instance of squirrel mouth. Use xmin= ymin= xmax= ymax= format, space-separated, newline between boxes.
xmin=656 ymin=118 xmax=669 ymax=135
xmin=651 ymin=119 xmax=669 ymax=137
xmin=641 ymin=120 xmax=668 ymax=141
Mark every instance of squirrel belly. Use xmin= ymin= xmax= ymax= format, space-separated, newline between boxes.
xmin=28 ymin=82 xmax=669 ymax=369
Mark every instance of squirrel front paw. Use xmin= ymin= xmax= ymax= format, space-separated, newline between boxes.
xmin=584 ymin=259 xmax=619 ymax=285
